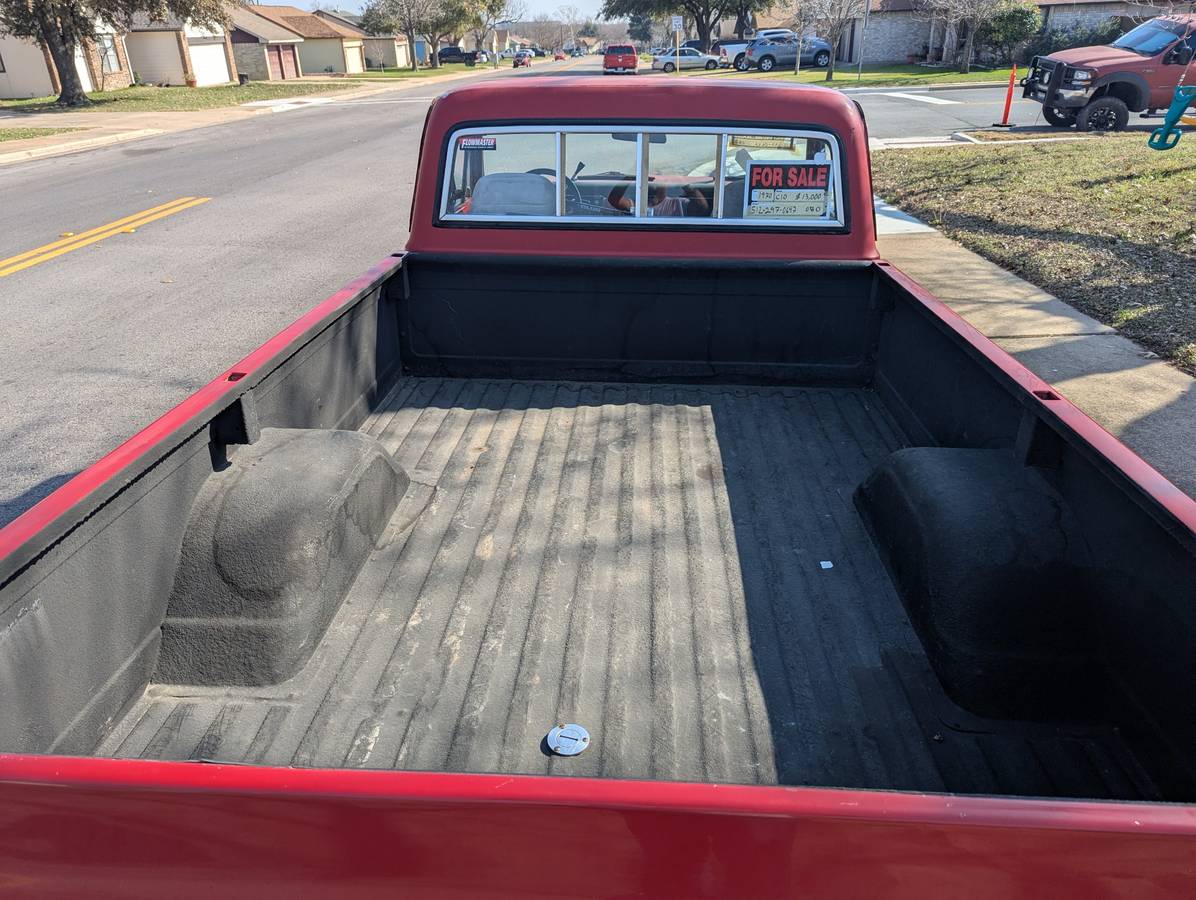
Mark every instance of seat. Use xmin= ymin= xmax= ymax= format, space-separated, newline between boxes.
xmin=469 ymin=173 xmax=556 ymax=216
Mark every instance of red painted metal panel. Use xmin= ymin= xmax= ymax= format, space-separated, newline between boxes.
xmin=878 ymin=262 xmax=1196 ymax=535
xmin=0 ymin=756 xmax=1193 ymax=897
xmin=405 ymin=79 xmax=880 ymax=262
xmin=0 ymin=256 xmax=403 ymax=571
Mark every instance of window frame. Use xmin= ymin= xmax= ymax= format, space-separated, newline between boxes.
xmin=0 ymin=50 xmax=5 ymax=73
xmin=97 ymin=34 xmax=121 ymax=74
xmin=438 ymin=122 xmax=847 ymax=230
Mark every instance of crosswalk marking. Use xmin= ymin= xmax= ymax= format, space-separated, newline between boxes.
xmin=882 ymin=92 xmax=961 ymax=105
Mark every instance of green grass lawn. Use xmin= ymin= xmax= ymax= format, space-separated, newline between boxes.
xmin=348 ymin=63 xmax=477 ymax=79
xmin=680 ymin=63 xmax=1015 ymax=88
xmin=0 ymin=126 xmax=83 ymax=142
xmin=872 ymin=133 xmax=1196 ymax=372
xmin=0 ymin=82 xmax=353 ymax=113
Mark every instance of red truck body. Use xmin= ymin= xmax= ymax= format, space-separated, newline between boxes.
xmin=2 ymin=80 xmax=1195 ymax=896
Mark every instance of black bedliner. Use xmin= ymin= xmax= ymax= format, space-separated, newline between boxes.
xmin=4 ymin=257 xmax=1195 ymax=803
xmin=99 ymin=377 xmax=1156 ymax=799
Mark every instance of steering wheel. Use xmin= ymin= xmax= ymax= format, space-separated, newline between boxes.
xmin=525 ymin=167 xmax=584 ymax=212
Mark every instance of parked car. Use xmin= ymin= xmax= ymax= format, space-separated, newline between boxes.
xmin=652 ymin=46 xmax=720 ymax=72
xmin=603 ymin=43 xmax=638 ymax=74
xmin=744 ymin=34 xmax=832 ymax=72
xmin=498 ymin=48 xmax=519 ymax=59
xmin=513 ymin=49 xmax=533 ymax=67
xmin=531 ymin=46 xmax=546 ymax=56
xmin=554 ymin=50 xmax=566 ymax=60
xmin=437 ymin=46 xmax=478 ymax=65
xmin=1022 ymin=13 xmax=1196 ymax=131
xmin=682 ymin=39 xmax=705 ymax=51
xmin=571 ymin=47 xmax=585 ymax=57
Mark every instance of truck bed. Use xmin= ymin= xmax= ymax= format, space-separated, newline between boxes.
xmin=98 ymin=377 xmax=1156 ymax=799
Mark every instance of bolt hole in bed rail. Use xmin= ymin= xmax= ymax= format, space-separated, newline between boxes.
xmin=2 ymin=254 xmax=1194 ymax=810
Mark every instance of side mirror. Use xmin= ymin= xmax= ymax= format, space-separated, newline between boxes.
xmin=1168 ymin=45 xmax=1194 ymax=65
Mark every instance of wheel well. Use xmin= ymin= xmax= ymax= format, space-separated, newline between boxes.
xmin=1093 ymin=80 xmax=1144 ymax=111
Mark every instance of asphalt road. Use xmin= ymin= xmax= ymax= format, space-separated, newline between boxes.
xmin=0 ymin=55 xmax=1041 ymax=526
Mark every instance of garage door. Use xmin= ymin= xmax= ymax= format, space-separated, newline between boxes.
xmin=189 ymin=42 xmax=229 ymax=86
xmin=126 ymin=32 xmax=183 ymax=85
xmin=345 ymin=41 xmax=364 ymax=74
xmin=266 ymin=44 xmax=282 ymax=79
xmin=281 ymin=45 xmax=299 ymax=79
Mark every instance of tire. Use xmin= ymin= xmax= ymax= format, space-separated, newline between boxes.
xmin=1042 ymin=106 xmax=1076 ymax=128
xmin=1075 ymin=96 xmax=1128 ymax=132
xmin=814 ymin=50 xmax=831 ymax=67
xmin=705 ymin=60 xmax=717 ymax=70
xmin=758 ymin=55 xmax=775 ymax=72
xmin=734 ymin=53 xmax=748 ymax=71
xmin=663 ymin=62 xmax=675 ymax=73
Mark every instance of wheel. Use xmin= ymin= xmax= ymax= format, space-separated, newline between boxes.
xmin=814 ymin=50 xmax=831 ymax=67
xmin=1075 ymin=96 xmax=1128 ymax=132
xmin=1042 ymin=106 xmax=1076 ymax=128
xmin=734 ymin=53 xmax=748 ymax=71
xmin=663 ymin=62 xmax=675 ymax=73
xmin=758 ymin=55 xmax=775 ymax=72
xmin=705 ymin=60 xmax=717 ymax=70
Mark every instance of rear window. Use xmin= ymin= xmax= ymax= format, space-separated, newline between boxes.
xmin=607 ymin=45 xmax=635 ymax=55
xmin=440 ymin=125 xmax=844 ymax=228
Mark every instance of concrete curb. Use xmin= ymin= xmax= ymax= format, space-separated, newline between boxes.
xmin=0 ymin=128 xmax=162 ymax=166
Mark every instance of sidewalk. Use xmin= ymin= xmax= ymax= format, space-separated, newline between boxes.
xmin=875 ymin=200 xmax=1196 ymax=498
xmin=0 ymin=66 xmax=489 ymax=166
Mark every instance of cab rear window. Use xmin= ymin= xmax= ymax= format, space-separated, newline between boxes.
xmin=440 ymin=125 xmax=845 ymax=228
xmin=606 ymin=45 xmax=635 ymax=55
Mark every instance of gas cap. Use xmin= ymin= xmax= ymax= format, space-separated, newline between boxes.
xmin=546 ymin=723 xmax=590 ymax=756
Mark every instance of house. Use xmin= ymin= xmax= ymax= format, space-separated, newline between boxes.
xmin=835 ymin=0 xmax=1176 ymax=67
xmin=315 ymin=9 xmax=411 ymax=69
xmin=229 ymin=6 xmax=303 ymax=80
xmin=126 ymin=14 xmax=237 ymax=86
xmin=250 ymin=5 xmax=365 ymax=74
xmin=0 ymin=21 xmax=132 ymax=99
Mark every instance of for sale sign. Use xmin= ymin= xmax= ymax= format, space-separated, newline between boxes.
xmin=744 ymin=161 xmax=831 ymax=219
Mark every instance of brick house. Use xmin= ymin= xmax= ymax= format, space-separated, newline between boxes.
xmin=125 ymin=14 xmax=237 ymax=86
xmin=250 ymin=5 xmax=366 ymax=74
xmin=740 ymin=0 xmax=1178 ymax=69
xmin=0 ymin=21 xmax=132 ymax=99
xmin=229 ymin=5 xmax=304 ymax=80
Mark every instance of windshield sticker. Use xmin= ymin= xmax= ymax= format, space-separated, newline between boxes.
xmin=730 ymin=135 xmax=797 ymax=150
xmin=744 ymin=161 xmax=831 ymax=218
xmin=459 ymin=136 xmax=497 ymax=150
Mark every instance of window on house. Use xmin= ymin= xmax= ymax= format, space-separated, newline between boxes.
xmin=97 ymin=35 xmax=120 ymax=73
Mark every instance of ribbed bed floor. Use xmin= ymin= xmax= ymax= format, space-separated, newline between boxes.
xmin=99 ymin=378 xmax=1158 ymax=799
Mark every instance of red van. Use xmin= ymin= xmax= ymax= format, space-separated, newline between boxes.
xmin=603 ymin=44 xmax=638 ymax=74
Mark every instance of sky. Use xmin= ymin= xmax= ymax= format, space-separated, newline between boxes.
xmin=310 ymin=0 xmax=607 ymax=19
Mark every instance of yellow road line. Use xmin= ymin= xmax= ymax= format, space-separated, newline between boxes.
xmin=0 ymin=196 xmax=211 ymax=278
xmin=0 ymin=197 xmax=197 ymax=268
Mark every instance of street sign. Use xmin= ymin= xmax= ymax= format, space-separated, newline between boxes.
xmin=670 ymin=15 xmax=683 ymax=32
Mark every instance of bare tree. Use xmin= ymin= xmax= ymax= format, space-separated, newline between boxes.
xmin=556 ymin=3 xmax=580 ymax=47
xmin=919 ymin=0 xmax=1004 ymax=72
xmin=525 ymin=12 xmax=556 ymax=47
xmin=467 ymin=0 xmax=526 ymax=56
xmin=804 ymin=0 xmax=867 ymax=80
xmin=363 ymin=0 xmax=434 ymax=69
xmin=783 ymin=0 xmax=820 ymax=73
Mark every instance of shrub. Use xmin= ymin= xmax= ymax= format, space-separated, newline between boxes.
xmin=976 ymin=0 xmax=1041 ymax=64
xmin=1016 ymin=17 xmax=1125 ymax=65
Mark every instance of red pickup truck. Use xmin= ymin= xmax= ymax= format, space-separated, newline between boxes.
xmin=1023 ymin=13 xmax=1196 ymax=130
xmin=2 ymin=79 xmax=1195 ymax=895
